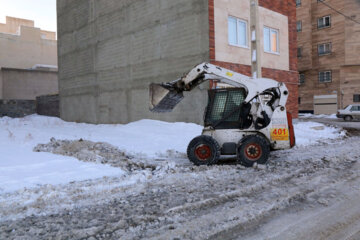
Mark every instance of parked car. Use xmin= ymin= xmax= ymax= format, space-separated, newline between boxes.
xmin=336 ymin=104 xmax=360 ymax=121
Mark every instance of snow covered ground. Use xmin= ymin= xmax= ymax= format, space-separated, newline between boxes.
xmin=299 ymin=113 xmax=338 ymax=119
xmin=0 ymin=115 xmax=345 ymax=194
xmin=1 ymin=115 xmax=359 ymax=239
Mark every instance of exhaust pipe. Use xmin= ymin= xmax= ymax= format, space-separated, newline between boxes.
xmin=149 ymin=83 xmax=184 ymax=113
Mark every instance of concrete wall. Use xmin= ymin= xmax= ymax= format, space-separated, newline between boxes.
xmin=0 ymin=68 xmax=58 ymax=100
xmin=58 ymin=0 xmax=210 ymax=124
xmin=0 ymin=17 xmax=57 ymax=69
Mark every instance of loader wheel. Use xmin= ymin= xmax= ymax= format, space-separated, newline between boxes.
xmin=237 ymin=135 xmax=270 ymax=167
xmin=187 ymin=135 xmax=220 ymax=166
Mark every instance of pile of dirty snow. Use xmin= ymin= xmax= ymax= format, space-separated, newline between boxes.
xmin=0 ymin=115 xmax=345 ymax=193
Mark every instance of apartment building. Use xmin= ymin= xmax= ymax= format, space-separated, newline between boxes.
xmin=297 ymin=0 xmax=360 ymax=114
xmin=57 ymin=0 xmax=298 ymax=124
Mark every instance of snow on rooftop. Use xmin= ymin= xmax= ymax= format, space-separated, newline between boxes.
xmin=31 ymin=64 xmax=58 ymax=70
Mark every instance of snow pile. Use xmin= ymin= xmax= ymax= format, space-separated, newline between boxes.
xmin=0 ymin=115 xmax=201 ymax=193
xmin=0 ymin=115 xmax=345 ymax=193
xmin=299 ymin=113 xmax=338 ymax=119
xmin=294 ymin=121 xmax=346 ymax=146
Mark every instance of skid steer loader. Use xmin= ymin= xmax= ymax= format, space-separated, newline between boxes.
xmin=149 ymin=63 xmax=295 ymax=166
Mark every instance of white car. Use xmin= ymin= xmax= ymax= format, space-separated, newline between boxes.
xmin=336 ymin=104 xmax=360 ymax=121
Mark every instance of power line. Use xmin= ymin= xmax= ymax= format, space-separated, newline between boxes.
xmin=318 ymin=0 xmax=360 ymax=25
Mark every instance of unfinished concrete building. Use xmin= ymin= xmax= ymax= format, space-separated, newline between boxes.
xmin=297 ymin=0 xmax=360 ymax=114
xmin=57 ymin=0 xmax=298 ymax=124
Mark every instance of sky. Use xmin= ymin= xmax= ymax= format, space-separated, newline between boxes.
xmin=0 ymin=0 xmax=57 ymax=32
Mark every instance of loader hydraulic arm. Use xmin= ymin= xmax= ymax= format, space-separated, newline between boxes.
xmin=150 ymin=62 xmax=288 ymax=113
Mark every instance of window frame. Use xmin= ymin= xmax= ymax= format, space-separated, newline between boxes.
xmin=296 ymin=0 xmax=301 ymax=7
xmin=318 ymin=15 xmax=331 ymax=29
xmin=297 ymin=21 xmax=302 ymax=32
xmin=263 ymin=26 xmax=280 ymax=54
xmin=228 ymin=16 xmax=249 ymax=48
xmin=354 ymin=94 xmax=360 ymax=103
xmin=318 ymin=71 xmax=332 ymax=83
xmin=297 ymin=47 xmax=303 ymax=58
xmin=318 ymin=42 xmax=332 ymax=56
xmin=299 ymin=73 xmax=305 ymax=84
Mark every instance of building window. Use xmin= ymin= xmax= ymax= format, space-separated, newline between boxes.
xmin=319 ymin=71 xmax=332 ymax=83
xmin=297 ymin=47 xmax=302 ymax=58
xmin=354 ymin=94 xmax=360 ymax=102
xmin=299 ymin=73 xmax=305 ymax=84
xmin=264 ymin=27 xmax=279 ymax=54
xmin=296 ymin=0 xmax=301 ymax=7
xmin=318 ymin=16 xmax=331 ymax=29
xmin=228 ymin=16 xmax=248 ymax=48
xmin=297 ymin=21 xmax=302 ymax=32
xmin=318 ymin=43 xmax=332 ymax=55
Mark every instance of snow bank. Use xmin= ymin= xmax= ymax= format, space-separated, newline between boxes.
xmin=299 ymin=113 xmax=338 ymax=119
xmin=0 ymin=115 xmax=345 ymax=193
xmin=294 ymin=121 xmax=345 ymax=146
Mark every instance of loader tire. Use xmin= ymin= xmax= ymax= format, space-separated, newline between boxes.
xmin=237 ymin=135 xmax=270 ymax=167
xmin=187 ymin=135 xmax=220 ymax=166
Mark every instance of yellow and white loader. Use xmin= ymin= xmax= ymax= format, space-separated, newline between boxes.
xmin=149 ymin=62 xmax=295 ymax=166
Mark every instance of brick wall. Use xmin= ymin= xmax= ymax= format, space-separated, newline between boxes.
xmin=208 ymin=0 xmax=298 ymax=118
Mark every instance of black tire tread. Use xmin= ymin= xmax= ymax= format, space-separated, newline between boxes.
xmin=187 ymin=135 xmax=221 ymax=166
xmin=237 ymin=135 xmax=270 ymax=167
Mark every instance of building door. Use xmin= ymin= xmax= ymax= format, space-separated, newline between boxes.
xmin=313 ymin=95 xmax=338 ymax=115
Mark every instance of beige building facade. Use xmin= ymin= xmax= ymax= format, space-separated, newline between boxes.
xmin=0 ymin=16 xmax=58 ymax=100
xmin=214 ymin=0 xmax=290 ymax=71
xmin=0 ymin=68 xmax=58 ymax=100
xmin=297 ymin=0 xmax=360 ymax=114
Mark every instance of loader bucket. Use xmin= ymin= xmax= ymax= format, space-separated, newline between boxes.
xmin=149 ymin=83 xmax=184 ymax=112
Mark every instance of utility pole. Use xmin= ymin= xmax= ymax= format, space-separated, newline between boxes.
xmin=250 ymin=0 xmax=262 ymax=78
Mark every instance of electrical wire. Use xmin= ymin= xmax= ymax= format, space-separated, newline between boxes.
xmin=318 ymin=0 xmax=360 ymax=25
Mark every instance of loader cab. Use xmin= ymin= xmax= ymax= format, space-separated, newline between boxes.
xmin=204 ymin=88 xmax=252 ymax=129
